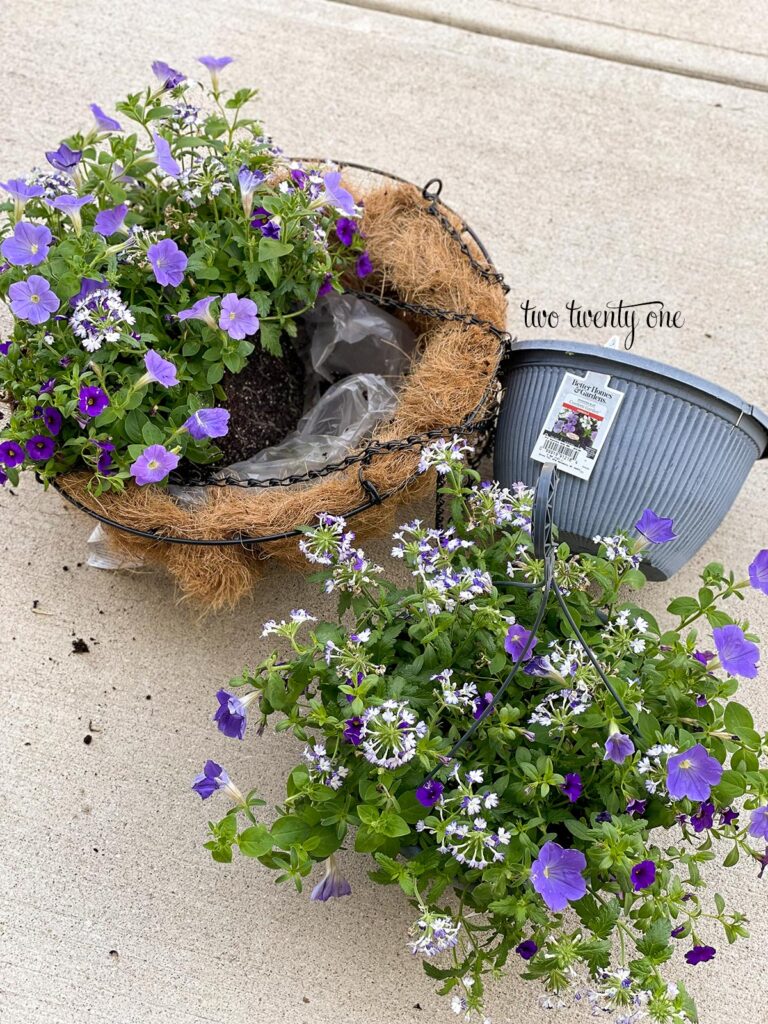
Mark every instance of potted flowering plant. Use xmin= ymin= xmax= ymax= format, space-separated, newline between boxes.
xmin=0 ymin=56 xmax=369 ymax=493
xmin=193 ymin=440 xmax=768 ymax=1020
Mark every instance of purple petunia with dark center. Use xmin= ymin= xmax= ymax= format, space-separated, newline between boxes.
xmin=78 ymin=385 xmax=109 ymax=418
xmin=25 ymin=434 xmax=55 ymax=461
xmin=415 ymin=778 xmax=444 ymax=808
xmin=560 ymin=773 xmax=582 ymax=803
xmin=630 ymin=859 xmax=656 ymax=891
xmin=42 ymin=407 xmax=62 ymax=436
xmin=0 ymin=440 xmax=25 ymax=467
xmin=516 ymin=939 xmax=538 ymax=960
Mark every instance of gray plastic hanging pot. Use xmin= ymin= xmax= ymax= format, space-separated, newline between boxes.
xmin=493 ymin=340 xmax=768 ymax=580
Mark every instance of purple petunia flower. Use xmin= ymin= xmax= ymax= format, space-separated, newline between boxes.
xmin=8 ymin=274 xmax=60 ymax=324
xmin=604 ymin=731 xmax=635 ymax=765
xmin=318 ymin=274 xmax=333 ymax=297
xmin=516 ymin=940 xmax=538 ymax=960
xmin=147 ymin=238 xmax=187 ymax=287
xmin=213 ymin=689 xmax=249 ymax=740
xmin=322 ymin=172 xmax=357 ymax=216
xmin=152 ymin=132 xmax=181 ymax=179
xmin=748 ymin=550 xmax=768 ymax=595
xmin=473 ymin=691 xmax=494 ymax=720
xmin=42 ymin=407 xmax=62 ymax=436
xmin=335 ymin=217 xmax=357 ymax=246
xmin=184 ymin=407 xmax=230 ymax=441
xmin=595 ymin=810 xmax=612 ymax=823
xmin=130 ymin=444 xmax=179 ymax=486
xmin=39 ymin=378 xmax=56 ymax=395
xmin=219 ymin=293 xmax=259 ymax=339
xmin=630 ymin=859 xmax=656 ymax=891
xmin=671 ymin=925 xmax=686 ymax=938
xmin=152 ymin=60 xmax=185 ymax=89
xmin=142 ymin=350 xmax=178 ymax=388
xmin=504 ymin=623 xmax=537 ymax=663
xmin=685 ymin=945 xmax=716 ymax=966
xmin=93 ymin=203 xmax=128 ymax=236
xmin=560 ymin=773 xmax=582 ymax=803
xmin=720 ymin=807 xmax=739 ymax=826
xmin=47 ymin=193 xmax=94 ymax=214
xmin=530 ymin=841 xmax=587 ymax=912
xmin=1 ymin=221 xmax=52 ymax=267
xmin=260 ymin=218 xmax=281 ymax=239
xmin=748 ymin=805 xmax=768 ymax=840
xmin=635 ymin=508 xmax=677 ymax=544
xmin=0 ymin=178 xmax=44 ymax=203
xmin=238 ymin=166 xmax=265 ymax=195
xmin=415 ymin=778 xmax=444 ymax=808
xmin=70 ymin=276 xmax=108 ymax=306
xmin=355 ymin=251 xmax=373 ymax=278
xmin=78 ymin=386 xmax=109 ymax=418
xmin=626 ymin=798 xmax=647 ymax=817
xmin=343 ymin=716 xmax=364 ymax=745
xmin=689 ymin=800 xmax=715 ymax=833
xmin=45 ymin=142 xmax=82 ymax=172
xmin=25 ymin=434 xmax=55 ymax=461
xmin=0 ymin=341 xmax=10 ymax=356
xmin=191 ymin=760 xmax=245 ymax=804
xmin=666 ymin=744 xmax=723 ymax=802
xmin=90 ymin=103 xmax=122 ymax=132
xmin=713 ymin=624 xmax=760 ymax=679
xmin=310 ymin=856 xmax=352 ymax=902
xmin=95 ymin=439 xmax=115 ymax=475
xmin=0 ymin=440 xmax=25 ymax=467
xmin=177 ymin=295 xmax=217 ymax=327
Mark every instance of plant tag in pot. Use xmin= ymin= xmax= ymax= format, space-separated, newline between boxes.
xmin=530 ymin=369 xmax=624 ymax=480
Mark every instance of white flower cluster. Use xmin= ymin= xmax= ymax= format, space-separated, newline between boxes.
xmin=592 ymin=532 xmax=642 ymax=571
xmin=466 ymin=479 xmax=534 ymax=531
xmin=605 ymin=610 xmax=650 ymax=656
xmin=417 ymin=768 xmax=511 ymax=870
xmin=432 ymin=668 xmax=478 ymax=711
xmin=261 ymin=608 xmax=317 ymax=638
xmin=360 ymin=700 xmax=427 ymax=769
xmin=529 ymin=680 xmax=593 ymax=731
xmin=302 ymin=742 xmax=348 ymax=790
xmin=418 ymin=435 xmax=474 ymax=475
xmin=69 ymin=287 xmax=136 ymax=352
xmin=420 ymin=566 xmax=493 ymax=615
xmin=410 ymin=911 xmax=461 ymax=958
xmin=637 ymin=743 xmax=678 ymax=795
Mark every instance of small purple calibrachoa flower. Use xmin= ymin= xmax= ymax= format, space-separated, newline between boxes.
xmin=93 ymin=203 xmax=127 ymax=236
xmin=147 ymin=238 xmax=187 ymax=287
xmin=343 ymin=716 xmax=364 ymax=746
xmin=78 ymin=386 xmax=109 ymax=418
xmin=130 ymin=444 xmax=179 ymax=485
xmin=604 ymin=730 xmax=635 ymax=765
xmin=45 ymin=142 xmax=82 ymax=172
xmin=690 ymin=800 xmax=715 ymax=833
xmin=472 ymin=691 xmax=494 ymax=720
xmin=95 ymin=440 xmax=115 ymax=475
xmin=713 ymin=624 xmax=760 ymax=679
xmin=0 ymin=440 xmax=25 ymax=467
xmin=630 ymin=859 xmax=656 ymax=891
xmin=90 ymin=103 xmax=122 ymax=132
xmin=318 ymin=273 xmax=333 ymax=297
xmin=720 ymin=807 xmax=739 ymax=826
xmin=530 ymin=841 xmax=587 ymax=912
xmin=355 ymin=251 xmax=373 ymax=278
xmin=8 ymin=274 xmax=60 ymax=325
xmin=142 ymin=350 xmax=178 ymax=388
xmin=748 ymin=805 xmax=768 ymax=840
xmin=213 ymin=689 xmax=249 ymax=740
xmin=310 ymin=856 xmax=351 ymax=901
xmin=1 ymin=221 xmax=53 ymax=267
xmin=685 ymin=945 xmax=716 ymax=966
xmin=666 ymin=744 xmax=723 ymax=802
xmin=335 ymin=217 xmax=357 ymax=246
xmin=152 ymin=132 xmax=181 ymax=178
xmin=516 ymin=940 xmax=538 ymax=960
xmin=415 ymin=778 xmax=444 ymax=808
xmin=560 ymin=773 xmax=582 ymax=803
xmin=183 ymin=407 xmax=230 ymax=440
xmin=505 ymin=623 xmax=537 ymax=663
xmin=219 ymin=293 xmax=259 ymax=339
xmin=25 ymin=435 xmax=55 ymax=461
xmin=635 ymin=508 xmax=677 ymax=544
xmin=42 ymin=408 xmax=62 ymax=436
xmin=748 ymin=550 xmax=768 ymax=595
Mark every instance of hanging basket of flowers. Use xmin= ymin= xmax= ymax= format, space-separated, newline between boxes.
xmin=0 ymin=57 xmax=508 ymax=608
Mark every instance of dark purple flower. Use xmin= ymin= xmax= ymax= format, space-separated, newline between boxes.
xmin=415 ymin=778 xmax=444 ymax=808
xmin=560 ymin=773 xmax=582 ymax=803
xmin=213 ymin=689 xmax=249 ymax=740
xmin=95 ymin=440 xmax=115 ymax=475
xmin=0 ymin=178 xmax=44 ymax=203
xmin=0 ymin=468 xmax=6 ymax=486
xmin=1 ymin=221 xmax=52 ymax=266
xmin=93 ymin=203 xmax=128 ymax=236
xmin=516 ymin=940 xmax=538 ymax=960
xmin=45 ymin=142 xmax=82 ymax=172
xmin=25 ymin=434 xmax=55 ymax=461
xmin=713 ymin=624 xmax=760 ymax=679
xmin=748 ymin=550 xmax=768 ymax=595
xmin=219 ymin=293 xmax=259 ymax=339
xmin=322 ymin=172 xmax=357 ymax=216
xmin=635 ymin=508 xmax=677 ymax=544
xmin=0 ymin=440 xmax=25 ymax=467
xmin=310 ymin=857 xmax=351 ymax=901
xmin=671 ymin=925 xmax=686 ymax=938
xmin=695 ymin=694 xmax=709 ymax=707
xmin=317 ymin=274 xmax=333 ymax=297
xmin=355 ymin=251 xmax=373 ymax=278
xmin=290 ymin=167 xmax=308 ymax=188
xmin=142 ymin=350 xmax=178 ymax=388
xmin=183 ymin=407 xmax=230 ymax=440
xmin=42 ymin=407 xmax=62 ymax=436
xmin=260 ymin=218 xmax=281 ymax=239
xmin=0 ymin=341 xmax=11 ymax=356
xmin=335 ymin=217 xmax=357 ymax=246
xmin=720 ymin=807 xmax=739 ymax=826
xmin=130 ymin=444 xmax=179 ymax=485
xmin=689 ymin=800 xmax=715 ymax=833
xmin=504 ymin=623 xmax=537 ymax=663
xmin=595 ymin=810 xmax=612 ymax=823
xmin=472 ymin=691 xmax=494 ymax=720
xmin=748 ymin=805 xmax=768 ymax=840
xmin=630 ymin=859 xmax=656 ymax=891
xmin=343 ymin=716 xmax=364 ymax=745
xmin=666 ymin=744 xmax=723 ymax=802
xmin=685 ymin=945 xmax=716 ymax=966
xmin=626 ymin=798 xmax=647 ymax=817
xmin=152 ymin=132 xmax=181 ymax=179
xmin=604 ymin=731 xmax=635 ymax=765
xmin=8 ymin=274 xmax=60 ymax=325
xmin=523 ymin=656 xmax=553 ymax=677
xmin=152 ymin=60 xmax=185 ymax=89
xmin=192 ymin=760 xmax=230 ymax=799
xmin=250 ymin=206 xmax=271 ymax=229
xmin=177 ymin=295 xmax=217 ymax=327
xmin=147 ymin=238 xmax=187 ymax=287
xmin=70 ymin=276 xmax=108 ymax=306
xmin=530 ymin=841 xmax=587 ymax=912
xmin=90 ymin=103 xmax=122 ymax=132
xmin=39 ymin=378 xmax=56 ymax=395
xmin=78 ymin=386 xmax=109 ymax=418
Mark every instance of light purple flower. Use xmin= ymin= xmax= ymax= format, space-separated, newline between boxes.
xmin=152 ymin=132 xmax=181 ymax=179
xmin=93 ymin=203 xmax=128 ymax=236
xmin=748 ymin=550 xmax=768 ymax=595
xmin=713 ymin=624 xmax=760 ymax=678
xmin=177 ymin=295 xmax=217 ymax=327
xmin=630 ymin=859 xmax=656 ymax=891
xmin=47 ymin=194 xmax=94 ymax=214
xmin=198 ymin=55 xmax=234 ymax=74
xmin=310 ymin=856 xmax=351 ymax=902
xmin=355 ymin=251 xmax=373 ymax=278
xmin=604 ymin=731 xmax=635 ymax=765
xmin=335 ymin=217 xmax=357 ymax=246
xmin=666 ymin=744 xmax=723 ymax=802
xmin=191 ymin=759 xmax=243 ymax=802
xmin=748 ymin=805 xmax=768 ymax=840
xmin=90 ymin=104 xmax=122 ymax=132
xmin=504 ymin=623 xmax=537 ymax=663
xmin=213 ymin=689 xmax=249 ymax=740
xmin=184 ymin=407 xmax=230 ymax=440
xmin=43 ymin=408 xmax=62 ymax=436
xmin=26 ymin=435 xmax=56 ymax=461
xmin=0 ymin=440 xmax=25 ymax=467
xmin=129 ymin=444 xmax=179 ymax=485
xmin=142 ymin=350 xmax=178 ymax=388
xmin=635 ymin=508 xmax=677 ymax=544
xmin=45 ymin=142 xmax=82 ymax=172
xmin=415 ymin=779 xmax=444 ymax=808
xmin=8 ymin=275 xmax=60 ymax=324
xmin=219 ymin=293 xmax=259 ymax=339
xmin=78 ymin=385 xmax=110 ymax=418
xmin=560 ymin=773 xmax=582 ymax=803
xmin=322 ymin=172 xmax=357 ymax=216
xmin=530 ymin=841 xmax=587 ymax=912
xmin=147 ymin=238 xmax=187 ymax=287
xmin=152 ymin=60 xmax=185 ymax=89
xmin=0 ymin=178 xmax=44 ymax=203
xmin=1 ymin=221 xmax=52 ymax=267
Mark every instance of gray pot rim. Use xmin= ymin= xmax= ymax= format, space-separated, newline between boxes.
xmin=505 ymin=339 xmax=768 ymax=458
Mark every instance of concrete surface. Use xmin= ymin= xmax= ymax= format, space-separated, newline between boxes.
xmin=0 ymin=2 xmax=766 ymax=1022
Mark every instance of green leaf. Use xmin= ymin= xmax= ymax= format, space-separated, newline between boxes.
xmin=258 ymin=236 xmax=294 ymax=261
xmin=258 ymin=321 xmax=283 ymax=357
xmin=723 ymin=701 xmax=754 ymax=733
xmin=206 ymin=362 xmax=225 ymax=385
xmin=270 ymin=815 xmax=311 ymax=849
xmin=237 ymin=825 xmax=273 ymax=858
xmin=356 ymin=804 xmax=380 ymax=825
xmin=723 ymin=844 xmax=740 ymax=867
xmin=354 ymin=826 xmax=383 ymax=853
xmin=379 ymin=813 xmax=411 ymax=838
xmin=667 ymin=597 xmax=699 ymax=618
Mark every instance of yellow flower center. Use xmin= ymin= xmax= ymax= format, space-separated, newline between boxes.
xmin=543 ymin=867 xmax=550 ymax=878
xmin=31 ymin=294 xmax=40 ymax=303
xmin=680 ymin=759 xmax=691 ymax=770
xmin=147 ymin=459 xmax=159 ymax=471
xmin=229 ymin=312 xmax=236 ymax=320
xmin=31 ymin=243 xmax=39 ymax=254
